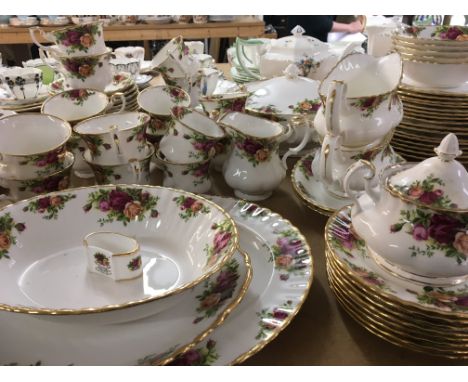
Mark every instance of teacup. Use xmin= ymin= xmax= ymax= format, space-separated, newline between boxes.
xmin=45 ymin=47 xmax=114 ymax=92
xmin=159 ymin=107 xmax=225 ymax=164
xmin=22 ymin=58 xmax=58 ymax=85
xmin=156 ymin=149 xmax=212 ymax=193
xmin=30 ymin=22 xmax=106 ymax=57
xmin=78 ymin=111 xmax=150 ymax=162
xmin=0 ymin=151 xmax=74 ymax=202
xmin=0 ymin=114 xmax=72 ymax=180
xmin=114 ymin=46 xmax=145 ymax=64
xmin=83 ymin=143 xmax=154 ymax=185
xmin=200 ymin=92 xmax=248 ymax=119
xmin=0 ymin=67 xmax=43 ymax=100
xmin=190 ymin=68 xmax=221 ymax=106
xmin=84 ymin=232 xmax=142 ymax=281
xmin=137 ymin=85 xmax=191 ymax=139
xmin=110 ymin=57 xmax=141 ymax=79
xmin=41 ymin=89 xmax=126 ymax=125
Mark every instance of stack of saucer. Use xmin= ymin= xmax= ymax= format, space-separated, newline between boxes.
xmin=391 ymin=25 xmax=468 ymax=167
xmin=325 ymin=207 xmax=468 ymax=359
xmin=0 ymin=67 xmax=49 ymax=113
xmin=325 ymin=134 xmax=468 ymax=359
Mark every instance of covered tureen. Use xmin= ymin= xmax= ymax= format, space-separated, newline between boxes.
xmin=344 ymin=134 xmax=468 ymax=285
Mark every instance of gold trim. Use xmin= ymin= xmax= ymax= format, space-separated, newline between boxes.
xmin=137 ymin=84 xmax=191 ymax=118
xmin=398 ymin=84 xmax=468 ymax=99
xmin=393 ymin=32 xmax=468 ymax=47
xmin=319 ymin=51 xmax=403 ymax=100
xmin=327 ymin=260 xmax=468 ymax=341
xmin=84 ymin=231 xmax=140 ymax=257
xmin=0 ymin=185 xmax=239 ymax=315
xmin=155 ymin=147 xmax=214 ymax=166
xmin=402 ymin=114 xmax=468 ymax=127
xmin=32 ymin=20 xmax=102 ymax=36
xmin=172 ymin=108 xmax=225 ymax=139
xmin=326 ymin=250 xmax=468 ymax=328
xmin=395 ymin=49 xmax=468 ymax=64
xmin=396 ymin=122 xmax=468 ymax=135
xmin=0 ymin=113 xmax=72 ymax=157
xmin=41 ymin=89 xmax=111 ymax=124
xmin=399 ymin=53 xmax=468 ymax=65
xmin=52 ymin=46 xmax=113 ymax=60
xmin=329 ymin=273 xmax=468 ymax=356
xmin=73 ymin=111 xmax=150 ymax=136
xmin=218 ymin=112 xmax=287 ymax=141
xmin=200 ymin=92 xmax=249 ymax=102
xmin=158 ymin=249 xmax=253 ymax=365
xmin=393 ymin=43 xmax=468 ymax=58
xmin=324 ymin=206 xmax=468 ymax=319
xmin=229 ymin=200 xmax=314 ymax=365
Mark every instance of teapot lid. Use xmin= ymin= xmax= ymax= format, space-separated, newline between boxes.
xmin=387 ymin=134 xmax=468 ymax=211
xmin=245 ymin=64 xmax=321 ymax=117
xmin=270 ymin=25 xmax=328 ymax=57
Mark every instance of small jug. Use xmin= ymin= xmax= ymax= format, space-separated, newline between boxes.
xmin=84 ymin=232 xmax=143 ymax=281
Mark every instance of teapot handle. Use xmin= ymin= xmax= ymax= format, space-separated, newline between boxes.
xmin=343 ymin=159 xmax=379 ymax=214
xmin=234 ymin=38 xmax=263 ymax=81
xmin=29 ymin=27 xmax=51 ymax=52
xmin=281 ymin=117 xmax=311 ymax=169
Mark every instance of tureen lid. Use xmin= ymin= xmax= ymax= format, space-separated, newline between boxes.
xmin=245 ymin=64 xmax=321 ymax=116
xmin=388 ymin=134 xmax=468 ymax=210
xmin=269 ymin=25 xmax=328 ymax=57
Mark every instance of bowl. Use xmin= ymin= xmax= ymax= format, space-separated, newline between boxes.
xmin=0 ymin=185 xmax=238 ymax=324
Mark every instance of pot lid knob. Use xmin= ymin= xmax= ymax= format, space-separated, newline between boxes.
xmin=283 ymin=64 xmax=300 ymax=79
xmin=434 ymin=133 xmax=462 ymax=162
xmin=291 ymin=25 xmax=306 ymax=37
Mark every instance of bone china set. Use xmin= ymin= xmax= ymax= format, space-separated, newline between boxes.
xmin=0 ymin=19 xmax=467 ymax=365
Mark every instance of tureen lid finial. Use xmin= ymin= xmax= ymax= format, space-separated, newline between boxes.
xmin=291 ymin=25 xmax=306 ymax=36
xmin=434 ymin=133 xmax=462 ymax=161
xmin=283 ymin=64 xmax=301 ymax=79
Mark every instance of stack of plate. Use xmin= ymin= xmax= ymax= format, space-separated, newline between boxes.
xmin=48 ymin=72 xmax=140 ymax=113
xmin=392 ymin=77 xmax=468 ymax=166
xmin=325 ymin=206 xmax=468 ymax=359
xmin=390 ymin=25 xmax=468 ymax=167
xmin=0 ymin=86 xmax=49 ymax=113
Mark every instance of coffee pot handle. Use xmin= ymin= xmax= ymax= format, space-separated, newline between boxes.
xmin=281 ymin=117 xmax=311 ymax=169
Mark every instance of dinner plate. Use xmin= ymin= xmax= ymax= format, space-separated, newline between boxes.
xmin=158 ymin=196 xmax=313 ymax=365
xmin=400 ymin=76 xmax=468 ymax=97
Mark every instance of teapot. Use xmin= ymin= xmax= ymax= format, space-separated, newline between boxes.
xmin=344 ymin=134 xmax=468 ymax=285
xmin=236 ymin=25 xmax=363 ymax=81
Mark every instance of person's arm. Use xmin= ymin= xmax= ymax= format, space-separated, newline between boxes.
xmin=331 ymin=20 xmax=364 ymax=34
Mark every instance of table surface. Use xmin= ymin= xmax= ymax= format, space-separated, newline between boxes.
xmin=0 ymin=20 xmax=265 ymax=44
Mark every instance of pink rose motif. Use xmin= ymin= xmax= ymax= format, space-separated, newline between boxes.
xmin=37 ymin=197 xmax=51 ymax=210
xmin=108 ymin=190 xmax=132 ymax=212
xmin=408 ymin=185 xmax=424 ymax=197
xmin=35 ymin=159 xmax=48 ymax=167
xmin=412 ymin=224 xmax=429 ymax=241
xmin=214 ymin=270 xmax=237 ymax=292
xmin=213 ymin=231 xmax=232 ymax=254
xmin=182 ymin=197 xmax=196 ymax=209
xmin=99 ymin=200 xmax=110 ymax=212
xmin=66 ymin=30 xmax=81 ymax=45
xmin=275 ymin=254 xmax=294 ymax=268
xmin=200 ymin=293 xmax=221 ymax=310
xmin=453 ymin=232 xmax=468 ymax=257
xmin=419 ymin=190 xmax=442 ymax=205
xmin=446 ymin=27 xmax=463 ymax=40
xmin=171 ymin=349 xmax=201 ymax=366
xmin=272 ymin=308 xmax=289 ymax=320
xmin=428 ymin=214 xmax=463 ymax=245
xmin=455 ymin=295 xmax=468 ymax=307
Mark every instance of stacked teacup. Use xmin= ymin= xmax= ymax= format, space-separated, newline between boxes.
xmin=0 ymin=114 xmax=74 ymax=202
xmin=156 ymin=106 xmax=226 ymax=193
xmin=73 ymin=111 xmax=154 ymax=185
xmin=30 ymin=21 xmax=113 ymax=92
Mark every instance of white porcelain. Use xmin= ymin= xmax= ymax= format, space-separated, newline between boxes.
xmin=0 ymin=109 xmax=16 ymax=119
xmin=219 ymin=112 xmax=291 ymax=201
xmin=245 ymin=64 xmax=321 ymax=147
xmin=185 ymin=41 xmax=204 ymax=54
xmin=0 ymin=67 xmax=43 ymax=100
xmin=114 ymin=46 xmax=145 ymax=64
xmin=9 ymin=16 xmax=38 ymax=27
xmin=137 ymin=85 xmax=191 ymax=139
xmin=0 ymin=114 xmax=72 ymax=180
xmin=67 ymin=133 xmax=94 ymax=179
xmin=200 ymin=92 xmax=249 ymax=120
xmin=193 ymin=53 xmax=215 ymax=68
xmin=189 ymin=67 xmax=221 ymax=107
xmin=84 ymin=144 xmax=154 ymax=185
xmin=159 ymin=108 xmax=225 ymax=164
xmin=156 ymin=150 xmax=213 ymax=194
xmin=110 ymin=57 xmax=141 ymax=79
xmin=315 ymin=53 xmax=403 ymax=148
xmin=46 ymin=47 xmax=114 ymax=92
xmin=41 ymin=89 xmax=125 ymax=125
xmin=365 ymin=19 xmax=399 ymax=57
xmin=74 ymin=111 xmax=150 ymax=164
xmin=0 ymin=185 xmax=238 ymax=324
xmin=84 ymin=232 xmax=142 ymax=281
xmin=158 ymin=196 xmax=313 ymax=365
xmin=344 ymin=134 xmax=468 ymax=285
xmin=396 ymin=25 xmax=468 ymax=46
xmin=30 ymin=22 xmax=106 ymax=57
xmin=150 ymin=36 xmax=200 ymax=78
xmin=0 ymin=152 xmax=74 ymax=202
xmin=402 ymin=60 xmax=468 ymax=89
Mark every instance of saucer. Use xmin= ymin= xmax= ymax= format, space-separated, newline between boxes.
xmin=0 ymin=85 xmax=49 ymax=106
xmin=135 ymin=74 xmax=153 ymax=88
xmin=160 ymin=197 xmax=313 ymax=365
xmin=325 ymin=206 xmax=468 ymax=318
xmin=400 ymin=75 xmax=468 ymax=97
xmin=291 ymin=150 xmax=353 ymax=216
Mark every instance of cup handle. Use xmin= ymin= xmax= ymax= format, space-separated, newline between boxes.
xmin=107 ymin=92 xmax=126 ymax=113
xmin=343 ymin=159 xmax=378 ymax=214
xmin=29 ymin=27 xmax=51 ymax=51
xmin=281 ymin=118 xmax=312 ymax=169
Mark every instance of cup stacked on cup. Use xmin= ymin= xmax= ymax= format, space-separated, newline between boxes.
xmin=0 ymin=114 xmax=74 ymax=202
